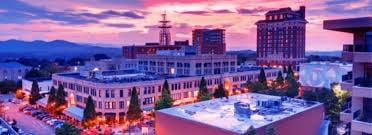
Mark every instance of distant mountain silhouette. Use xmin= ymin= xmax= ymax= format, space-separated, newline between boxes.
xmin=305 ymin=51 xmax=341 ymax=57
xmin=0 ymin=39 xmax=122 ymax=60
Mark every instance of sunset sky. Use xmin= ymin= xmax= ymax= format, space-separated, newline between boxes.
xmin=0 ymin=0 xmax=370 ymax=51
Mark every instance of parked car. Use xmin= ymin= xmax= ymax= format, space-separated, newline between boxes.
xmin=31 ymin=111 xmax=43 ymax=117
xmin=36 ymin=114 xmax=48 ymax=120
xmin=46 ymin=119 xmax=57 ymax=126
xmin=42 ymin=117 xmax=51 ymax=122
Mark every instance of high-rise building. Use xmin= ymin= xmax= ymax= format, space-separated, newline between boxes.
xmin=192 ymin=29 xmax=226 ymax=54
xmin=256 ymin=6 xmax=307 ymax=68
xmin=159 ymin=13 xmax=172 ymax=46
xmin=324 ymin=17 xmax=372 ymax=135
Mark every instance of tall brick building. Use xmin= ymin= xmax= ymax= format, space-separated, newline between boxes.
xmin=192 ymin=29 xmax=226 ymax=54
xmin=256 ymin=6 xmax=307 ymax=68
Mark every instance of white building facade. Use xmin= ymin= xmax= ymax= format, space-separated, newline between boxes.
xmin=52 ymin=67 xmax=279 ymax=123
xmin=22 ymin=78 xmax=53 ymax=94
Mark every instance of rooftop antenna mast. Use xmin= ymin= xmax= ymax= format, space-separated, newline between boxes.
xmin=159 ymin=11 xmax=172 ymax=46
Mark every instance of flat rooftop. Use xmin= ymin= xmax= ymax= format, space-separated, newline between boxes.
xmin=323 ymin=17 xmax=372 ymax=33
xmin=158 ymin=93 xmax=322 ymax=134
xmin=56 ymin=67 xmax=276 ymax=84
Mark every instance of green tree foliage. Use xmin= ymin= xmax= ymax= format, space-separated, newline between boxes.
xmin=47 ymin=86 xmax=57 ymax=112
xmin=53 ymin=84 xmax=67 ymax=114
xmin=285 ymin=78 xmax=300 ymax=98
xmin=93 ymin=53 xmax=111 ymax=61
xmin=302 ymin=85 xmax=350 ymax=135
xmin=126 ymin=87 xmax=142 ymax=123
xmin=155 ymin=80 xmax=174 ymax=110
xmin=25 ymin=69 xmax=45 ymax=78
xmin=56 ymin=84 xmax=67 ymax=107
xmin=283 ymin=66 xmax=287 ymax=73
xmin=0 ymin=80 xmax=17 ymax=94
xmin=213 ymin=83 xmax=226 ymax=98
xmin=248 ymin=81 xmax=267 ymax=93
xmin=286 ymin=66 xmax=294 ymax=81
xmin=197 ymin=77 xmax=212 ymax=101
xmin=258 ymin=68 xmax=267 ymax=85
xmin=41 ymin=63 xmax=60 ymax=76
xmin=55 ymin=122 xmax=80 ymax=135
xmin=243 ymin=126 xmax=256 ymax=135
xmin=265 ymin=125 xmax=276 ymax=135
xmin=29 ymin=81 xmax=41 ymax=105
xmin=82 ymin=96 xmax=97 ymax=127
xmin=275 ymin=71 xmax=284 ymax=86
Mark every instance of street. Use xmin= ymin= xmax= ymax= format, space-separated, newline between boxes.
xmin=0 ymin=94 xmax=55 ymax=135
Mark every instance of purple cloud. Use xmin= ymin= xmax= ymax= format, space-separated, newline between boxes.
xmin=105 ymin=23 xmax=136 ymax=28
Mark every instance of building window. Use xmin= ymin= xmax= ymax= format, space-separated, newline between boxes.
xmin=119 ymin=101 xmax=125 ymax=109
xmin=76 ymin=95 xmax=83 ymax=103
xmin=111 ymin=90 xmax=115 ymax=98
xmin=98 ymin=102 xmax=102 ymax=109
xmin=143 ymin=97 xmax=154 ymax=105
xmin=104 ymin=102 xmax=110 ymax=109
xmin=90 ymin=89 xmax=96 ymax=96
xmin=84 ymin=87 xmax=89 ymax=94
xmin=112 ymin=102 xmax=116 ymax=109
xmin=105 ymin=90 xmax=110 ymax=98
xmin=120 ymin=90 xmax=124 ymax=97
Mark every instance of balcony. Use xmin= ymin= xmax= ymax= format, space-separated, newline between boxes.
xmin=352 ymin=77 xmax=372 ymax=98
xmin=340 ymin=109 xmax=352 ymax=122
xmin=353 ymin=45 xmax=372 ymax=63
xmin=351 ymin=110 xmax=372 ymax=134
xmin=341 ymin=72 xmax=353 ymax=91
xmin=342 ymin=44 xmax=353 ymax=61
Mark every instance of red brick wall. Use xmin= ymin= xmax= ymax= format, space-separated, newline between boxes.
xmin=155 ymin=104 xmax=324 ymax=135
xmin=155 ymin=111 xmax=238 ymax=135
xmin=256 ymin=104 xmax=324 ymax=135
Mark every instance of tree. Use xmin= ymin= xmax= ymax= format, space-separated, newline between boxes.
xmin=47 ymin=86 xmax=57 ymax=113
xmin=248 ymin=81 xmax=267 ymax=93
xmin=126 ymin=87 xmax=142 ymax=123
xmin=283 ymin=66 xmax=287 ymax=73
xmin=285 ymin=78 xmax=300 ymax=98
xmin=82 ymin=96 xmax=97 ymax=127
xmin=197 ymin=77 xmax=212 ymax=101
xmin=301 ymin=86 xmax=348 ymax=135
xmin=29 ymin=81 xmax=41 ymax=105
xmin=213 ymin=83 xmax=226 ymax=98
xmin=93 ymin=54 xmax=111 ymax=61
xmin=275 ymin=71 xmax=284 ymax=87
xmin=40 ymin=63 xmax=60 ymax=76
xmin=55 ymin=122 xmax=80 ymax=135
xmin=55 ymin=84 xmax=67 ymax=113
xmin=0 ymin=80 xmax=17 ymax=94
xmin=265 ymin=125 xmax=276 ymax=135
xmin=258 ymin=68 xmax=267 ymax=85
xmin=286 ymin=66 xmax=294 ymax=80
xmin=155 ymin=80 xmax=174 ymax=110
xmin=243 ymin=126 xmax=256 ymax=135
xmin=25 ymin=69 xmax=44 ymax=78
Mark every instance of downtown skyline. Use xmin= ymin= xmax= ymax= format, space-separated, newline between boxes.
xmin=0 ymin=0 xmax=370 ymax=51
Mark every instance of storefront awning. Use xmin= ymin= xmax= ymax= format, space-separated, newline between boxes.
xmin=63 ymin=105 xmax=84 ymax=121
xmin=36 ymin=97 xmax=48 ymax=108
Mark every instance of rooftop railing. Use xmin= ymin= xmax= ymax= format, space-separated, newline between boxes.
xmin=354 ymin=109 xmax=372 ymax=123
xmin=342 ymin=72 xmax=352 ymax=81
xmin=354 ymin=45 xmax=372 ymax=52
xmin=354 ymin=77 xmax=372 ymax=87
xmin=343 ymin=44 xmax=354 ymax=52
xmin=342 ymin=44 xmax=372 ymax=52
